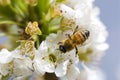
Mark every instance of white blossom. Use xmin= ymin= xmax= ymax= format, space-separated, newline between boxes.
xmin=13 ymin=57 xmax=33 ymax=80
xmin=0 ymin=49 xmax=13 ymax=77
xmin=0 ymin=64 xmax=11 ymax=76
xmin=76 ymin=63 xmax=105 ymax=80
xmin=60 ymin=0 xmax=109 ymax=65
xmin=0 ymin=0 xmax=109 ymax=79
xmin=60 ymin=4 xmax=75 ymax=19
xmin=0 ymin=49 xmax=13 ymax=64
xmin=34 ymin=32 xmax=79 ymax=77
xmin=59 ymin=64 xmax=80 ymax=80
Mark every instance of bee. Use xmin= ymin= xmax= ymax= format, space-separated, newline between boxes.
xmin=58 ymin=26 xmax=90 ymax=54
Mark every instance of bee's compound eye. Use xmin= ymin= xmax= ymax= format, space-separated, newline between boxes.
xmin=59 ymin=45 xmax=66 ymax=53
xmin=85 ymin=30 xmax=90 ymax=38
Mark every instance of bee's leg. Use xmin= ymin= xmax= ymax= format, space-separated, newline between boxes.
xmin=66 ymin=34 xmax=72 ymax=40
xmin=73 ymin=25 xmax=78 ymax=34
xmin=75 ymin=46 xmax=78 ymax=56
xmin=58 ymin=42 xmax=62 ymax=44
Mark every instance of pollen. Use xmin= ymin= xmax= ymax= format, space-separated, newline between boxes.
xmin=48 ymin=54 xmax=57 ymax=63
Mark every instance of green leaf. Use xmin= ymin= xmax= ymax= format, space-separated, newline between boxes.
xmin=37 ymin=0 xmax=50 ymax=13
xmin=10 ymin=0 xmax=27 ymax=18
xmin=0 ymin=5 xmax=15 ymax=20
xmin=56 ymin=0 xmax=66 ymax=3
xmin=0 ymin=20 xmax=23 ymax=26
xmin=34 ymin=0 xmax=50 ymax=19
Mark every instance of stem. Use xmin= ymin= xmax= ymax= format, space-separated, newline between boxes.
xmin=28 ymin=6 xmax=37 ymax=21
xmin=0 ymin=21 xmax=23 ymax=26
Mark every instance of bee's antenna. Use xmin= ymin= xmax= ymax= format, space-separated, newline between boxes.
xmin=65 ymin=34 xmax=72 ymax=39
xmin=75 ymin=46 xmax=78 ymax=56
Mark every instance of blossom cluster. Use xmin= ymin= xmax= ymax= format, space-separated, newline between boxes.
xmin=0 ymin=0 xmax=108 ymax=80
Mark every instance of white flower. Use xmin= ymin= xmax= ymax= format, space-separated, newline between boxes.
xmin=11 ymin=49 xmax=23 ymax=59
xmin=55 ymin=60 xmax=69 ymax=77
xmin=60 ymin=1 xmax=92 ymax=26
xmin=0 ymin=48 xmax=13 ymax=64
xmin=34 ymin=41 xmax=68 ymax=77
xmin=0 ymin=64 xmax=11 ymax=76
xmin=13 ymin=57 xmax=33 ymax=80
xmin=34 ymin=50 xmax=70 ymax=77
xmin=34 ymin=32 xmax=79 ymax=77
xmin=60 ymin=4 xmax=75 ymax=19
xmin=0 ymin=49 xmax=13 ymax=77
xmin=77 ymin=63 xmax=105 ymax=80
xmin=0 ymin=0 xmax=109 ymax=79
xmin=60 ymin=64 xmax=80 ymax=80
xmin=60 ymin=0 xmax=109 ymax=65
xmin=66 ymin=0 xmax=94 ymax=9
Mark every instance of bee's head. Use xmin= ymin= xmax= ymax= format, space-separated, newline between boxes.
xmin=84 ymin=30 xmax=90 ymax=38
xmin=59 ymin=45 xmax=66 ymax=53
xmin=58 ymin=42 xmax=67 ymax=53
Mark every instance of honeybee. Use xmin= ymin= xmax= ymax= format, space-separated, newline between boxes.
xmin=58 ymin=26 xmax=90 ymax=54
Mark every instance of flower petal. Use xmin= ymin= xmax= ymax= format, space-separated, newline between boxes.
xmin=0 ymin=49 xmax=13 ymax=64
xmin=66 ymin=65 xmax=80 ymax=80
xmin=55 ymin=60 xmax=69 ymax=77
xmin=34 ymin=59 xmax=55 ymax=74
xmin=77 ymin=63 xmax=105 ymax=80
